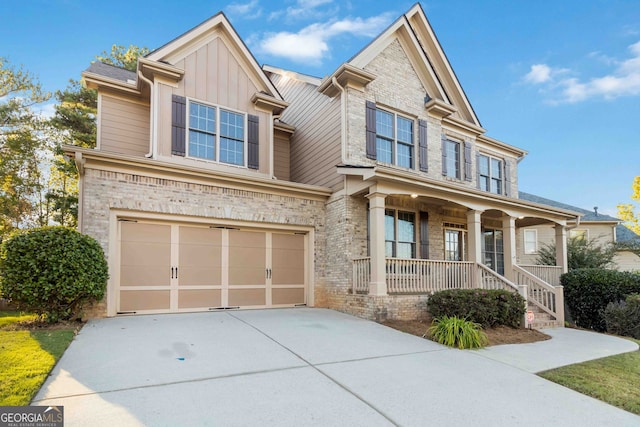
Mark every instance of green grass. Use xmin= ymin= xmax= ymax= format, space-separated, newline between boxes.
xmin=539 ymin=339 xmax=640 ymax=415
xmin=0 ymin=312 xmax=76 ymax=405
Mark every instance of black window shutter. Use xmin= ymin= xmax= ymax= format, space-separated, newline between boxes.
xmin=247 ymin=114 xmax=259 ymax=169
xmin=441 ymin=135 xmax=447 ymax=176
xmin=476 ymin=153 xmax=481 ymax=189
xmin=418 ymin=119 xmax=428 ymax=172
xmin=171 ymin=95 xmax=186 ymax=156
xmin=419 ymin=211 xmax=429 ymax=259
xmin=464 ymin=141 xmax=472 ymax=181
xmin=504 ymin=159 xmax=511 ymax=196
xmin=365 ymin=101 xmax=377 ymax=160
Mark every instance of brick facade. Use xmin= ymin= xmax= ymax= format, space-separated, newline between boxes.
xmin=81 ymin=167 xmax=327 ymax=317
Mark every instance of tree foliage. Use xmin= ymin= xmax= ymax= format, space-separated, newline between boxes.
xmin=0 ymin=57 xmax=51 ymax=237
xmin=95 ymin=44 xmax=150 ymax=71
xmin=617 ymin=176 xmax=640 ymax=236
xmin=536 ymin=236 xmax=616 ymax=270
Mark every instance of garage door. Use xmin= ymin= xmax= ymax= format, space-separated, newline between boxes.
xmin=117 ymin=220 xmax=307 ymax=314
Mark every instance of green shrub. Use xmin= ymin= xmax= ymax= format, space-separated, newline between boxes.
xmin=603 ymin=294 xmax=640 ymax=339
xmin=428 ymin=316 xmax=488 ymax=349
xmin=427 ymin=289 xmax=525 ymax=328
xmin=0 ymin=227 xmax=108 ymax=323
xmin=562 ymin=268 xmax=640 ymax=332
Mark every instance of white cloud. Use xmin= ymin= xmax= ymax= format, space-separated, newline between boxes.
xmin=524 ymin=40 xmax=640 ymax=103
xmin=257 ymin=13 xmax=393 ymax=63
xmin=524 ymin=64 xmax=552 ymax=83
xmin=226 ymin=0 xmax=262 ymax=19
xmin=35 ymin=102 xmax=57 ymax=119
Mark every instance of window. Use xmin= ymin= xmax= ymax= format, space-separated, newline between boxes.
xmin=384 ymin=209 xmax=416 ymax=258
xmin=445 ymin=228 xmax=466 ymax=261
xmin=478 ymin=154 xmax=503 ymax=194
xmin=524 ymin=229 xmax=537 ymax=254
xmin=483 ymin=229 xmax=504 ymax=275
xmin=188 ymin=100 xmax=245 ymax=166
xmin=375 ymin=109 xmax=414 ymax=168
xmin=444 ymin=139 xmax=461 ymax=179
xmin=570 ymin=229 xmax=588 ymax=240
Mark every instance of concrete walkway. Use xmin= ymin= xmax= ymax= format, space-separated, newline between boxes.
xmin=33 ymin=308 xmax=639 ymax=426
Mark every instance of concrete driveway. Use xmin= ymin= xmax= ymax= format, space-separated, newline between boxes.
xmin=33 ymin=308 xmax=639 ymax=426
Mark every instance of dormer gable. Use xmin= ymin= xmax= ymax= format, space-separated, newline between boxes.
xmin=320 ymin=3 xmax=480 ymax=128
xmin=146 ymin=12 xmax=284 ymax=109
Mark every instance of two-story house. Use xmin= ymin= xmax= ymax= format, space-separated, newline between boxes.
xmin=67 ymin=4 xmax=578 ymax=326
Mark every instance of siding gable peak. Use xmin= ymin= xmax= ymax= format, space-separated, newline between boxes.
xmin=146 ymin=12 xmax=284 ymax=102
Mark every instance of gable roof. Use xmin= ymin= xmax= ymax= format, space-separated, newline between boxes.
xmin=345 ymin=3 xmax=480 ymax=127
xmin=145 ymin=12 xmax=283 ymax=102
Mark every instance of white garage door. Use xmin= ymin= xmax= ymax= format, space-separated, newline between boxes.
xmin=117 ymin=220 xmax=307 ymax=314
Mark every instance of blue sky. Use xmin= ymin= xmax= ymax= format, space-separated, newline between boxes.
xmin=2 ymin=0 xmax=639 ymax=216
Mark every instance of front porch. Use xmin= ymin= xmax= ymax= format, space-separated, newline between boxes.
xmin=353 ymin=257 xmax=565 ymax=327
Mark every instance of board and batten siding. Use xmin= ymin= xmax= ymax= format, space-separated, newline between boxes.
xmin=271 ymin=73 xmax=342 ymax=189
xmin=155 ymin=35 xmax=271 ymax=175
xmin=99 ymin=95 xmax=150 ymax=156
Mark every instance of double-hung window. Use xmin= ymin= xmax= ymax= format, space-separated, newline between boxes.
xmin=523 ymin=229 xmax=538 ymax=254
xmin=384 ymin=209 xmax=416 ymax=258
xmin=376 ymin=109 xmax=414 ymax=168
xmin=478 ymin=154 xmax=503 ymax=194
xmin=443 ymin=139 xmax=461 ymax=179
xmin=189 ymin=100 xmax=245 ymax=166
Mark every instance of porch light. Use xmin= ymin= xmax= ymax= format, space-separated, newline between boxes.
xmin=410 ymin=194 xmax=418 ymax=198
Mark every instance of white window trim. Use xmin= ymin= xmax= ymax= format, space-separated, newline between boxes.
xmin=384 ymin=207 xmax=418 ymax=258
xmin=186 ymin=98 xmax=248 ymax=168
xmin=376 ymin=108 xmax=415 ymax=170
xmin=444 ymin=226 xmax=467 ymax=261
xmin=569 ymin=228 xmax=589 ymax=240
xmin=478 ymin=153 xmax=504 ymax=195
xmin=443 ymin=138 xmax=462 ymax=180
xmin=523 ymin=229 xmax=538 ymax=254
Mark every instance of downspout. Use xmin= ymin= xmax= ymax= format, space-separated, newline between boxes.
xmin=137 ymin=69 xmax=154 ymax=158
xmin=332 ymin=77 xmax=347 ymax=162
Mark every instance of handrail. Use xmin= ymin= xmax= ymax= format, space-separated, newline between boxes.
xmin=518 ymin=264 xmax=562 ymax=287
xmin=513 ymin=265 xmax=564 ymax=321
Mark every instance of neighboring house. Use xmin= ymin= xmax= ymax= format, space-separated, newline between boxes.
xmin=518 ymin=192 xmax=640 ymax=272
xmin=66 ymin=4 xmax=578 ymax=327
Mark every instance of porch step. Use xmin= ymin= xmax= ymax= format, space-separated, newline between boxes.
xmin=526 ymin=304 xmax=564 ymax=329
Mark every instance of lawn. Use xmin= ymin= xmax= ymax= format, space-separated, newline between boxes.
xmin=0 ymin=311 xmax=78 ymax=405
xmin=539 ymin=338 xmax=640 ymax=415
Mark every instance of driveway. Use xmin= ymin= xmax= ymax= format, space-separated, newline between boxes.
xmin=33 ymin=308 xmax=639 ymax=426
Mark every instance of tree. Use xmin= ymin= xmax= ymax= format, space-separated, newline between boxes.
xmin=96 ymin=44 xmax=150 ymax=71
xmin=617 ymin=176 xmax=640 ymax=235
xmin=0 ymin=57 xmax=51 ymax=237
xmin=44 ymin=45 xmax=148 ymax=227
xmin=536 ymin=236 xmax=616 ymax=270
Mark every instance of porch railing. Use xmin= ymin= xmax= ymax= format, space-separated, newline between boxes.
xmin=519 ymin=264 xmax=563 ymax=287
xmin=352 ymin=257 xmax=521 ymax=296
xmin=513 ymin=265 xmax=564 ymax=322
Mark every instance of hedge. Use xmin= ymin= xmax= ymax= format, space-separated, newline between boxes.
xmin=0 ymin=227 xmax=108 ymax=322
xmin=427 ymin=289 xmax=525 ymax=328
xmin=561 ymin=268 xmax=640 ymax=332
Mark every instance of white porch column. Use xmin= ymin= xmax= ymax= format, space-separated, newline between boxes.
xmin=367 ymin=192 xmax=388 ymax=296
xmin=502 ymin=215 xmax=517 ymax=281
xmin=555 ymin=224 xmax=568 ymax=273
xmin=466 ymin=210 xmax=483 ymax=264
